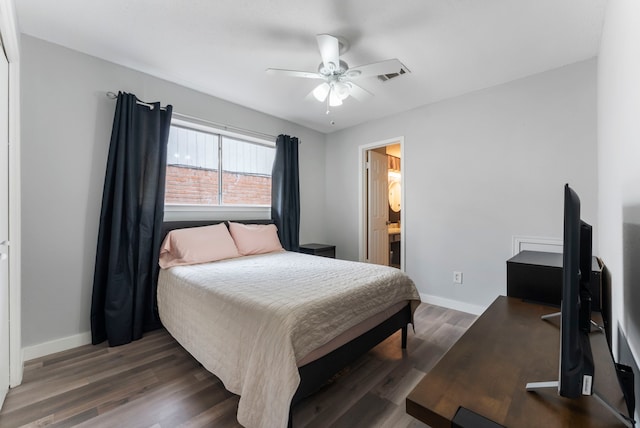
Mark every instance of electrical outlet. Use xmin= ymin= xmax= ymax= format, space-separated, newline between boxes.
xmin=453 ymin=271 xmax=463 ymax=284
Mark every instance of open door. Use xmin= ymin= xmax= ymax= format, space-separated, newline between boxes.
xmin=367 ymin=150 xmax=389 ymax=265
xmin=360 ymin=138 xmax=404 ymax=270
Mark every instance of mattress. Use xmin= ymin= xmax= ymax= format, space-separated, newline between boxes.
xmin=157 ymin=251 xmax=420 ymax=428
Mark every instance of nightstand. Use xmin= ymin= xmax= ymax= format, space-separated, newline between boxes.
xmin=299 ymin=243 xmax=336 ymax=258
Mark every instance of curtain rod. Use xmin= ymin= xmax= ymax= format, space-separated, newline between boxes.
xmin=106 ymin=91 xmax=168 ymax=111
xmin=106 ymin=91 xmax=291 ymax=144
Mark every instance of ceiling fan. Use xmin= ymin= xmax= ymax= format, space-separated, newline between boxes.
xmin=266 ymin=34 xmax=406 ymax=109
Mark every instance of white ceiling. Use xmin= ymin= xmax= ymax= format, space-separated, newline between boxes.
xmin=16 ymin=0 xmax=607 ymax=134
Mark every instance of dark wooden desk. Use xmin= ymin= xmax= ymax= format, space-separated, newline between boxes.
xmin=406 ymin=296 xmax=628 ymax=428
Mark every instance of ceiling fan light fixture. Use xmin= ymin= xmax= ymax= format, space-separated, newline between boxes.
xmin=334 ymin=81 xmax=351 ymax=100
xmin=329 ymin=89 xmax=343 ymax=106
xmin=312 ymin=82 xmax=330 ymax=102
xmin=267 ymin=34 xmax=400 ymax=112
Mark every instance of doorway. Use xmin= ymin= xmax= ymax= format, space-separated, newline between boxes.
xmin=359 ymin=137 xmax=404 ymax=270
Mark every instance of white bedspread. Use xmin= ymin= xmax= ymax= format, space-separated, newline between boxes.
xmin=157 ymin=251 xmax=420 ymax=428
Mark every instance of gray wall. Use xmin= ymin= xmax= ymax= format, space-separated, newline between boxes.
xmin=325 ymin=59 xmax=598 ymax=310
xmin=598 ymin=0 xmax=640 ymax=416
xmin=20 ymin=35 xmax=327 ymax=348
xmin=20 ymin=34 xmax=599 ymax=349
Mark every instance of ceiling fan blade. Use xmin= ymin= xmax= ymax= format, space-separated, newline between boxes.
xmin=266 ymin=68 xmax=323 ymax=79
xmin=346 ymin=59 xmax=406 ymax=78
xmin=346 ymin=81 xmax=374 ymax=101
xmin=316 ymin=34 xmax=340 ymax=72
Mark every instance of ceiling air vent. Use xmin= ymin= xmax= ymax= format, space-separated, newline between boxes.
xmin=377 ymin=64 xmax=410 ymax=82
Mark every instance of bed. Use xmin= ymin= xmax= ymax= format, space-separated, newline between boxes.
xmin=156 ymin=220 xmax=421 ymax=428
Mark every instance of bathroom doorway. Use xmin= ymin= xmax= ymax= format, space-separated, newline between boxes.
xmin=359 ymin=137 xmax=404 ymax=270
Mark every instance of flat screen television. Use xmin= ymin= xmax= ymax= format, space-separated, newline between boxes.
xmin=528 ymin=185 xmax=634 ymax=425
xmin=559 ymin=183 xmax=594 ymax=398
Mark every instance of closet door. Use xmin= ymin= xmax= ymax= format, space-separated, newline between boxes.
xmin=0 ymin=41 xmax=9 ymax=408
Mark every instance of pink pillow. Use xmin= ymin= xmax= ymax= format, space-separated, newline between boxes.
xmin=228 ymin=222 xmax=284 ymax=255
xmin=159 ymin=223 xmax=240 ymax=268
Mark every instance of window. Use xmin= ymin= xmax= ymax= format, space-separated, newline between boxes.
xmin=165 ymin=119 xmax=275 ymax=207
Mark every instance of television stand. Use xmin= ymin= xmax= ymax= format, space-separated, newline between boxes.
xmin=525 ymin=381 xmax=635 ymax=427
xmin=541 ymin=311 xmax=605 ymax=333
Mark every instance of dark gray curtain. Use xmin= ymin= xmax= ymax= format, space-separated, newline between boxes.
xmin=271 ymin=134 xmax=300 ymax=251
xmin=91 ymin=92 xmax=173 ymax=346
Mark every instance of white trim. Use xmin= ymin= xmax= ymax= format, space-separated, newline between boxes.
xmin=358 ymin=137 xmax=406 ymax=271
xmin=19 ymin=294 xmax=486 ymax=361
xmin=163 ymin=204 xmax=271 ymax=221
xmin=419 ymin=292 xmax=487 ymax=316
xmin=511 ymin=235 xmax=562 ymax=256
xmin=0 ymin=0 xmax=21 ymax=388
xmin=7 ymin=58 xmax=19 ymax=388
xmin=22 ymin=332 xmax=92 ymax=362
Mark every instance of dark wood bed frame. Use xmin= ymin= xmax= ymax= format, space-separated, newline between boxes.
xmin=159 ymin=220 xmax=412 ymax=427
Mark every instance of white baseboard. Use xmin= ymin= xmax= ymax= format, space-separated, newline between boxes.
xmin=420 ymin=293 xmax=487 ymax=315
xmin=19 ymin=295 xmax=485 ymax=361
xmin=22 ymin=331 xmax=92 ymax=362
xmin=18 ymin=295 xmax=485 ymax=361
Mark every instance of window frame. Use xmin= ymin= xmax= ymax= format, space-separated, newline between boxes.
xmin=164 ymin=117 xmax=275 ymax=221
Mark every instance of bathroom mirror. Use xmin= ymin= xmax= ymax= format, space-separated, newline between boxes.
xmin=388 ymin=180 xmax=401 ymax=212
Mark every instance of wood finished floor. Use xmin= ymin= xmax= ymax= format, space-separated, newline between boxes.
xmin=0 ymin=304 xmax=476 ymax=428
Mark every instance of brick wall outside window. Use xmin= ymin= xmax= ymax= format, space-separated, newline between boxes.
xmin=221 ymin=171 xmax=271 ymax=205
xmin=165 ymin=165 xmax=271 ymax=205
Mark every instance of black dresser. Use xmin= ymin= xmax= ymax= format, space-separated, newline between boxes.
xmin=506 ymin=250 xmax=601 ymax=310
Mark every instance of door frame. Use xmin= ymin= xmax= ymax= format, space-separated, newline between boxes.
xmin=0 ymin=0 xmax=23 ymax=389
xmin=358 ymin=136 xmax=405 ymax=271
